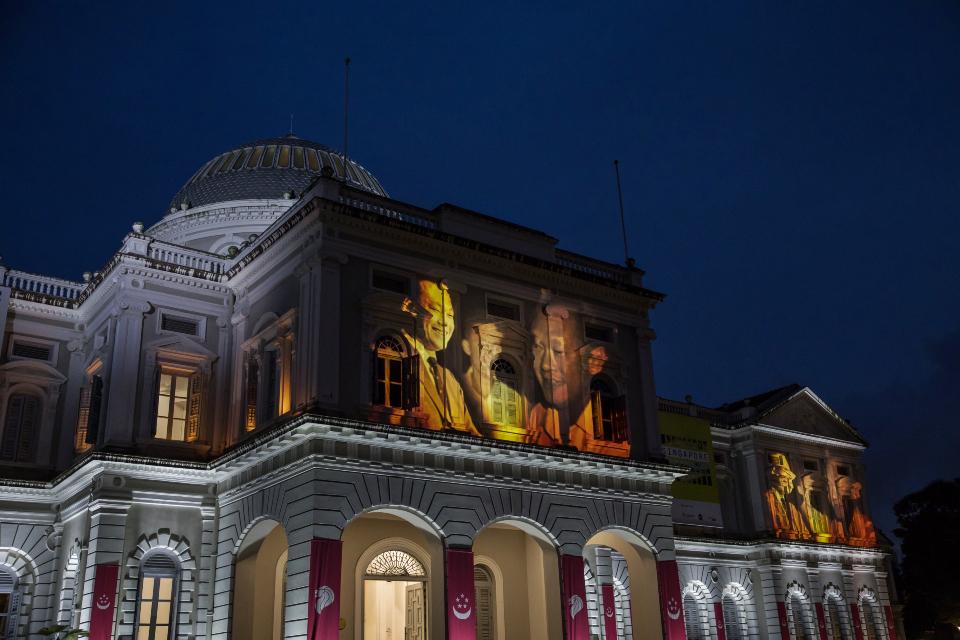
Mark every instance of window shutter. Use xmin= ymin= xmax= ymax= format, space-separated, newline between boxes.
xmin=85 ymin=376 xmax=103 ymax=446
xmin=265 ymin=351 xmax=278 ymax=418
xmin=490 ymin=378 xmax=503 ymax=423
xmin=15 ymin=396 xmax=40 ymax=462
xmin=186 ymin=372 xmax=202 ymax=442
xmin=610 ymin=394 xmax=628 ymax=442
xmin=504 ymin=384 xmax=518 ymax=426
xmin=245 ymin=358 xmax=259 ymax=431
xmin=370 ymin=350 xmax=380 ymax=405
xmin=75 ymin=387 xmax=91 ymax=450
xmin=402 ymin=354 xmax=420 ymax=409
xmin=150 ymin=367 xmax=162 ymax=437
xmin=1 ymin=396 xmax=24 ymax=460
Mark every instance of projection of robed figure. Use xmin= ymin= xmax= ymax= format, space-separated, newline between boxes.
xmin=401 ymin=279 xmax=480 ymax=436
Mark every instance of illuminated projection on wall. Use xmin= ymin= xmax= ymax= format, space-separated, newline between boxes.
xmin=658 ymin=412 xmax=722 ymax=527
xmin=367 ymin=277 xmax=632 ymax=458
xmin=764 ymin=452 xmax=877 ymax=547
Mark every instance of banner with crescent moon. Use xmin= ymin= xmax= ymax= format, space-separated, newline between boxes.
xmin=655 ymin=560 xmax=686 ymax=640
xmin=445 ymin=548 xmax=477 ymax=640
xmin=713 ymin=602 xmax=727 ymax=640
xmin=89 ymin=563 xmax=119 ymax=640
xmin=884 ymin=605 xmax=898 ymax=640
xmin=600 ymin=583 xmax=618 ymax=639
xmin=559 ymin=554 xmax=589 ymax=640
xmin=850 ymin=604 xmax=864 ymax=640
xmin=307 ymin=537 xmax=342 ymax=640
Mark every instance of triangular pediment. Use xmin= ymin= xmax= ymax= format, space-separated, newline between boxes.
xmin=759 ymin=388 xmax=864 ymax=444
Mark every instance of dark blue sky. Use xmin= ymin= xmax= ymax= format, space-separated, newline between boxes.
xmin=2 ymin=1 xmax=958 ymax=541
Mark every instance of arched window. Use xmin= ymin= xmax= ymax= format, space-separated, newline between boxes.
xmin=1 ymin=393 xmax=41 ymax=462
xmin=824 ymin=595 xmax=852 ymax=640
xmin=371 ymin=336 xmax=418 ymax=409
xmin=134 ymin=552 xmax=179 ymax=640
xmin=722 ymin=593 xmax=747 ymax=640
xmin=489 ymin=358 xmax=520 ymax=427
xmin=861 ymin=599 xmax=883 ymax=640
xmin=365 ymin=550 xmax=426 ymax=577
xmin=589 ymin=378 xmax=627 ymax=442
xmin=682 ymin=592 xmax=709 ymax=640
xmin=474 ymin=564 xmax=495 ymax=640
xmin=0 ymin=567 xmax=21 ymax=638
xmin=787 ymin=593 xmax=815 ymax=640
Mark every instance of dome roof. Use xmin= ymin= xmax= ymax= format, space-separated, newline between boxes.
xmin=168 ymin=135 xmax=387 ymax=210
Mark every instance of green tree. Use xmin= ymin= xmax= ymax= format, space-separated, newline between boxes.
xmin=894 ymin=478 xmax=960 ymax=638
xmin=37 ymin=624 xmax=89 ymax=640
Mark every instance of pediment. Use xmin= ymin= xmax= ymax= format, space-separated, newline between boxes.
xmin=145 ymin=333 xmax=218 ymax=360
xmin=760 ymin=389 xmax=863 ymax=443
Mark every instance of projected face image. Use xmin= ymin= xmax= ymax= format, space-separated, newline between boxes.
xmin=531 ymin=312 xmax=567 ymax=407
xmin=416 ymin=280 xmax=455 ymax=353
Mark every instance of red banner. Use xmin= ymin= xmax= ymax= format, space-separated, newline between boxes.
xmin=850 ymin=604 xmax=864 ymax=640
xmin=884 ymin=605 xmax=898 ymax=640
xmin=89 ymin=563 xmax=119 ymax=640
xmin=445 ymin=547 xmax=477 ymax=640
xmin=816 ymin=602 xmax=828 ymax=639
xmin=776 ymin=601 xmax=790 ymax=640
xmin=600 ymin=583 xmax=618 ymax=639
xmin=713 ymin=601 xmax=727 ymax=640
xmin=656 ymin=559 xmax=686 ymax=640
xmin=306 ymin=538 xmax=342 ymax=640
xmin=560 ymin=554 xmax=590 ymax=640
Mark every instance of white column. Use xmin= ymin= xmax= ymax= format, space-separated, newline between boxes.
xmin=78 ymin=493 xmax=130 ymax=630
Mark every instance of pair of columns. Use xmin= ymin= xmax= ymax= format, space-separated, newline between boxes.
xmin=306 ymin=538 xmax=689 ymax=640
xmin=775 ymin=600 xmax=899 ymax=640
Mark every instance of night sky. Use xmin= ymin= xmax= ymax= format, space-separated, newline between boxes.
xmin=2 ymin=2 xmax=959 ymax=543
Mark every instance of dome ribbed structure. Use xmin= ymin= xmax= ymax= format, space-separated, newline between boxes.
xmin=168 ymin=134 xmax=387 ymax=211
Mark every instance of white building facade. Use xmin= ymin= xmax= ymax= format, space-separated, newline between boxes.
xmin=0 ymin=136 xmax=898 ymax=640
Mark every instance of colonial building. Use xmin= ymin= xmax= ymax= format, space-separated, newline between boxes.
xmin=0 ymin=135 xmax=899 ymax=640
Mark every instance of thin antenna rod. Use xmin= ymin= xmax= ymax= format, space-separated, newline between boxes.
xmin=289 ymin=113 xmax=294 ymax=135
xmin=343 ymin=56 xmax=351 ymax=182
xmin=613 ymin=159 xmax=633 ymax=267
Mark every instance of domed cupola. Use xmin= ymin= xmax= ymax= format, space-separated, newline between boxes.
xmin=148 ymin=135 xmax=386 ymax=253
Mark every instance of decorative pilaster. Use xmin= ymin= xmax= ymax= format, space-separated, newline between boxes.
xmin=634 ymin=323 xmax=662 ymax=457
xmin=103 ymin=298 xmax=152 ymax=447
xmin=79 ymin=486 xmax=130 ymax=633
xmin=316 ymin=255 xmax=345 ymax=406
xmin=211 ymin=316 xmax=232 ymax=453
xmin=59 ymin=339 xmax=87 ymax=468
xmin=294 ymin=258 xmax=323 ymax=407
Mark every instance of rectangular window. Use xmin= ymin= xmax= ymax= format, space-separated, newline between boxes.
xmin=136 ymin=575 xmax=175 ymax=640
xmin=371 ymin=269 xmax=410 ymax=295
xmin=584 ymin=323 xmax=613 ymax=343
xmin=155 ymin=373 xmax=190 ymax=441
xmin=244 ymin=359 xmax=259 ymax=432
xmin=486 ymin=299 xmax=520 ymax=321
xmin=836 ymin=464 xmax=850 ymax=477
xmin=803 ymin=459 xmax=819 ymax=472
xmin=75 ymin=375 xmax=103 ymax=451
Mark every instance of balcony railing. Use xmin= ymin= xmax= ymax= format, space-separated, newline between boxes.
xmin=1 ymin=269 xmax=84 ymax=300
xmin=147 ymin=241 xmax=226 ymax=275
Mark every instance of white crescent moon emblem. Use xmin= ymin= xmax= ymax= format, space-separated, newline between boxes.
xmin=668 ymin=609 xmax=681 ymax=621
xmin=605 ymin=606 xmax=614 ymax=618
xmin=453 ymin=606 xmax=472 ymax=621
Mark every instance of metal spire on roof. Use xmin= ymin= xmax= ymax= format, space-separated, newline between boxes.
xmin=343 ymin=56 xmax=351 ymax=183
xmin=613 ymin=160 xmax=635 ymax=268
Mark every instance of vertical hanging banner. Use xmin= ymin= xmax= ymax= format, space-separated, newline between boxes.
xmin=850 ymin=604 xmax=864 ymax=640
xmin=656 ymin=560 xmax=686 ymax=640
xmin=815 ymin=603 xmax=828 ymax=639
xmin=776 ymin=602 xmax=790 ymax=640
xmin=445 ymin=548 xmax=477 ymax=640
xmin=600 ymin=583 xmax=618 ymax=640
xmin=884 ymin=605 xmax=898 ymax=640
xmin=89 ymin=563 xmax=119 ymax=640
xmin=560 ymin=554 xmax=590 ymax=640
xmin=713 ymin=602 xmax=727 ymax=640
xmin=306 ymin=538 xmax=342 ymax=640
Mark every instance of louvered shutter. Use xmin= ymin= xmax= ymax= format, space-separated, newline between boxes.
xmin=84 ymin=376 xmax=103 ymax=446
xmin=370 ymin=350 xmax=380 ymax=404
xmin=0 ymin=396 xmax=24 ymax=460
xmin=504 ymin=383 xmax=518 ymax=426
xmin=402 ymin=354 xmax=420 ymax=409
xmin=185 ymin=372 xmax=202 ymax=442
xmin=245 ymin=358 xmax=259 ymax=431
xmin=15 ymin=396 xmax=40 ymax=462
xmin=490 ymin=377 xmax=503 ymax=423
xmin=150 ymin=367 xmax=162 ymax=437
xmin=723 ymin=597 xmax=743 ymax=640
xmin=610 ymin=395 xmax=628 ymax=442
xmin=75 ymin=387 xmax=91 ymax=450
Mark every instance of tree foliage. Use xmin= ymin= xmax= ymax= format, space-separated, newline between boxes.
xmin=894 ymin=478 xmax=960 ymax=636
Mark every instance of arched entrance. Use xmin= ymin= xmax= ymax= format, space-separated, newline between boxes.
xmin=472 ymin=519 xmax=562 ymax=640
xmin=583 ymin=528 xmax=660 ymax=640
xmin=342 ymin=509 xmax=445 ymax=640
xmin=232 ymin=519 xmax=288 ymax=640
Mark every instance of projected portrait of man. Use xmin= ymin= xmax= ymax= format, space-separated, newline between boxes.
xmin=402 ymin=279 xmax=480 ymax=436
xmin=526 ymin=307 xmax=566 ymax=447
